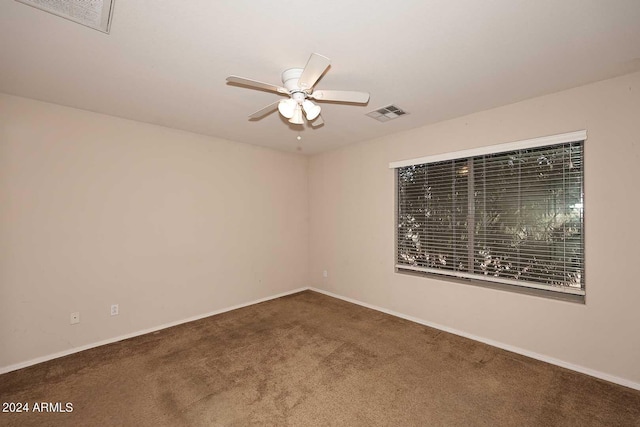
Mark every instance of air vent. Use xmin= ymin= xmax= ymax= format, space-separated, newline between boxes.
xmin=366 ymin=105 xmax=409 ymax=122
xmin=16 ymin=0 xmax=115 ymax=33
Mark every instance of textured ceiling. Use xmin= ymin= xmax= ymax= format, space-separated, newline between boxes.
xmin=1 ymin=0 xmax=640 ymax=154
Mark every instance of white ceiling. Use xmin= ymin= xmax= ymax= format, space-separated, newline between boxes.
xmin=2 ymin=1 xmax=640 ymax=154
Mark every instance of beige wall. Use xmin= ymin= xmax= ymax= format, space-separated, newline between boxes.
xmin=309 ymin=71 xmax=640 ymax=386
xmin=0 ymin=94 xmax=308 ymax=369
xmin=2 ymin=71 xmax=639 ymax=387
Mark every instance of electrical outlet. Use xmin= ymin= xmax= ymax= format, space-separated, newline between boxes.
xmin=323 ymin=270 xmax=328 ymax=278
xmin=111 ymin=304 xmax=119 ymax=316
xmin=70 ymin=312 xmax=80 ymax=325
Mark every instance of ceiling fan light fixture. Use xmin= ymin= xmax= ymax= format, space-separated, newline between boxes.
xmin=278 ymin=98 xmax=297 ymax=119
xmin=302 ymin=100 xmax=321 ymax=121
xmin=289 ymin=105 xmax=304 ymax=125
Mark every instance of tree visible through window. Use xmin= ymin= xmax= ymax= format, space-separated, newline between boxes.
xmin=396 ymin=140 xmax=584 ymax=296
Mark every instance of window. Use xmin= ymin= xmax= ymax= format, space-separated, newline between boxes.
xmin=390 ymin=131 xmax=585 ymax=300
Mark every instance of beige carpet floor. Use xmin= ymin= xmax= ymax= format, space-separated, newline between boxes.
xmin=1 ymin=290 xmax=639 ymax=426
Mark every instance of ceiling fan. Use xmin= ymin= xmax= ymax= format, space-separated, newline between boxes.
xmin=226 ymin=53 xmax=370 ymax=127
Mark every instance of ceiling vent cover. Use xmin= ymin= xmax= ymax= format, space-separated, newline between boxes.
xmin=366 ymin=105 xmax=408 ymax=122
xmin=16 ymin=0 xmax=115 ymax=33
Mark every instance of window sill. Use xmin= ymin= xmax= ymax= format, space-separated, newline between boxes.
xmin=396 ymin=267 xmax=586 ymax=304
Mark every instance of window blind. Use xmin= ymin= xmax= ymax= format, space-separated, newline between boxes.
xmin=393 ymin=132 xmax=585 ymax=296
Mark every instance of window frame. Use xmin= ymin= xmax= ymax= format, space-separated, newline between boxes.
xmin=390 ymin=130 xmax=586 ymax=302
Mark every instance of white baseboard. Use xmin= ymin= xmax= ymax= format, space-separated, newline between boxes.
xmin=0 ymin=287 xmax=308 ymax=375
xmin=309 ymin=287 xmax=640 ymax=391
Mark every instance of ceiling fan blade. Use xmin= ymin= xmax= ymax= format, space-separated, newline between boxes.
xmin=311 ymin=90 xmax=370 ymax=104
xmin=310 ymin=114 xmax=324 ymax=127
xmin=226 ymin=76 xmax=289 ymax=94
xmin=297 ymin=53 xmax=331 ymax=90
xmin=248 ymin=101 xmax=280 ymax=119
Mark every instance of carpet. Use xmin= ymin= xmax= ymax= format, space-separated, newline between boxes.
xmin=1 ymin=290 xmax=639 ymax=426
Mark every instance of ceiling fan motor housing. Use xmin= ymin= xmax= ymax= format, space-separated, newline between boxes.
xmin=281 ymin=68 xmax=305 ymax=94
